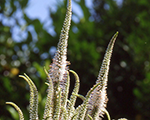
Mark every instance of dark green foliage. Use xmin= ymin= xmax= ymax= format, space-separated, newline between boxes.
xmin=92 ymin=0 xmax=150 ymax=119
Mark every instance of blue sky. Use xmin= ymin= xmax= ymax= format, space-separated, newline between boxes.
xmin=1 ymin=0 xmax=123 ymax=42
xmin=24 ymin=0 xmax=122 ymax=39
xmin=24 ymin=0 xmax=94 ymax=57
xmin=24 ymin=0 xmax=123 ymax=22
xmin=25 ymin=0 xmax=93 ymax=23
xmin=19 ymin=0 xmax=93 ymax=42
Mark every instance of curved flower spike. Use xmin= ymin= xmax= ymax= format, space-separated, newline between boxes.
xmin=86 ymin=32 xmax=119 ymax=119
xmin=67 ymin=70 xmax=80 ymax=118
xmin=6 ymin=102 xmax=24 ymax=120
xmin=97 ymin=31 xmax=118 ymax=84
xmin=43 ymin=67 xmax=54 ymax=120
xmin=19 ymin=74 xmax=38 ymax=120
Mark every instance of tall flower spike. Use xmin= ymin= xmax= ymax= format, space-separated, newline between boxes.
xmin=49 ymin=0 xmax=71 ymax=91
xmin=86 ymin=32 xmax=118 ymax=119
xmin=48 ymin=0 xmax=72 ymax=118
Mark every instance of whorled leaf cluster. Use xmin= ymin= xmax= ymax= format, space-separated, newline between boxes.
xmin=6 ymin=0 xmax=127 ymax=120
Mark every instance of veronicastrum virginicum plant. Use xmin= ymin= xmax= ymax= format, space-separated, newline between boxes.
xmin=6 ymin=0 xmax=127 ymax=120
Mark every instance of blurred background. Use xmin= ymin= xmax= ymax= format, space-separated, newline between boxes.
xmin=0 ymin=0 xmax=150 ymax=119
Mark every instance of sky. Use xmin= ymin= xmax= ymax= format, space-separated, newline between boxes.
xmin=23 ymin=0 xmax=94 ymax=56
xmin=0 ymin=0 xmax=123 ymax=42
xmin=7 ymin=0 xmax=93 ymax=42
xmin=24 ymin=0 xmax=123 ymax=22
xmin=24 ymin=0 xmax=122 ymax=39
xmin=24 ymin=0 xmax=93 ymax=38
xmin=0 ymin=0 xmax=123 ymax=58
xmin=25 ymin=0 xmax=93 ymax=23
